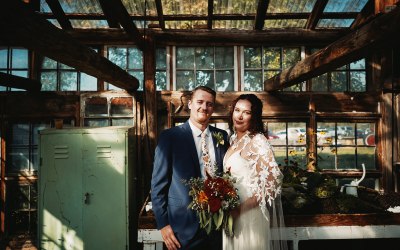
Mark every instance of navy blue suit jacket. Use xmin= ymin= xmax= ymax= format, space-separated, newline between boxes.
xmin=151 ymin=121 xmax=229 ymax=248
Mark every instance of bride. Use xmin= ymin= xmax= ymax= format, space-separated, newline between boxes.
xmin=223 ymin=94 xmax=287 ymax=250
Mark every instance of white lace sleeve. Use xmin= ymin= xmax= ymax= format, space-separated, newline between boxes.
xmin=242 ymin=133 xmax=283 ymax=218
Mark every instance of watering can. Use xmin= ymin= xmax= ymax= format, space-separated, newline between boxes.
xmin=340 ymin=163 xmax=366 ymax=197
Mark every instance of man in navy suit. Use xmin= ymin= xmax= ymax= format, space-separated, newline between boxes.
xmin=151 ymin=86 xmax=229 ymax=250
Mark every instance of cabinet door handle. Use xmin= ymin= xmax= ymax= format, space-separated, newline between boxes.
xmin=84 ymin=192 xmax=90 ymax=204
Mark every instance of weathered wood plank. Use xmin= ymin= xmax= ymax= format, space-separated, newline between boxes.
xmin=44 ymin=0 xmax=72 ymax=30
xmin=305 ymin=0 xmax=329 ymax=30
xmin=264 ymin=6 xmax=400 ymax=91
xmin=0 ymin=0 xmax=139 ymax=91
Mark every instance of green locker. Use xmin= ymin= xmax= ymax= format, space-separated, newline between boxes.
xmin=38 ymin=126 xmax=136 ymax=250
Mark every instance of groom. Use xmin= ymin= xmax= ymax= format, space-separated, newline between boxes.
xmin=151 ymin=86 xmax=229 ymax=250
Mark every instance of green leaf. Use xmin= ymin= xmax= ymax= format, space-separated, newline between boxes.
xmin=228 ymin=214 xmax=233 ymax=236
xmin=216 ymin=209 xmax=224 ymax=229
xmin=213 ymin=213 xmax=219 ymax=227
xmin=206 ymin=217 xmax=212 ymax=234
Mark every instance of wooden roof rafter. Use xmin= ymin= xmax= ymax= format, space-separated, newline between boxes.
xmin=97 ymin=0 xmax=120 ymax=28
xmin=44 ymin=0 xmax=72 ymax=30
xmin=264 ymin=5 xmax=400 ymax=91
xmin=0 ymin=0 xmax=139 ymax=91
xmin=97 ymin=0 xmax=145 ymax=50
xmin=154 ymin=0 xmax=165 ymax=29
xmin=207 ymin=0 xmax=214 ymax=29
xmin=254 ymin=0 xmax=270 ymax=30
xmin=305 ymin=0 xmax=329 ymax=30
xmin=0 ymin=72 xmax=41 ymax=91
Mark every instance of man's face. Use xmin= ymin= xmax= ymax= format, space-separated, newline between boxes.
xmin=188 ymin=89 xmax=215 ymax=126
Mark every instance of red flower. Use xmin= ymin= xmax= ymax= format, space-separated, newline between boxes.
xmin=209 ymin=197 xmax=222 ymax=213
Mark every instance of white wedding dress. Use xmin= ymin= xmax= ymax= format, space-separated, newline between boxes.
xmin=222 ymin=132 xmax=287 ymax=250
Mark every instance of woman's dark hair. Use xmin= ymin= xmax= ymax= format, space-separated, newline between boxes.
xmin=228 ymin=94 xmax=264 ymax=135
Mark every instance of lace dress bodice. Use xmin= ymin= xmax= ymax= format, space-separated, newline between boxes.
xmin=222 ymin=132 xmax=287 ymax=250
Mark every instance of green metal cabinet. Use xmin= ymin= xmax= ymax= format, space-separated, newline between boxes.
xmin=38 ymin=126 xmax=136 ymax=250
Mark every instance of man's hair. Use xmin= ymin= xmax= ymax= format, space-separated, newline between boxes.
xmin=228 ymin=94 xmax=264 ymax=135
xmin=190 ymin=86 xmax=216 ymax=101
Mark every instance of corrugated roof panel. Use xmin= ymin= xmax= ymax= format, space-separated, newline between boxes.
xmin=213 ymin=0 xmax=257 ymax=14
xmin=324 ymin=0 xmax=368 ymax=12
xmin=70 ymin=20 xmax=109 ymax=29
xmin=268 ymin=0 xmax=317 ymax=13
xmin=213 ymin=20 xmax=254 ymax=30
xmin=162 ymin=0 xmax=208 ymax=15
xmin=264 ymin=19 xmax=307 ymax=28
xmin=57 ymin=0 xmax=103 ymax=14
xmin=122 ymin=0 xmax=157 ymax=16
xmin=317 ymin=18 xmax=354 ymax=28
xmin=165 ymin=20 xmax=207 ymax=29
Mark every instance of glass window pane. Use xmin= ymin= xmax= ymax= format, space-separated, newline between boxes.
xmin=267 ymin=122 xmax=287 ymax=146
xmin=32 ymin=147 xmax=39 ymax=171
xmin=0 ymin=47 xmax=7 ymax=68
xmin=59 ymin=63 xmax=73 ymax=70
xmin=311 ymin=73 xmax=328 ymax=91
xmin=264 ymin=70 xmax=280 ymax=80
xmin=176 ymin=70 xmax=195 ymax=90
xmin=111 ymin=118 xmax=134 ymax=126
xmin=156 ymin=48 xmax=167 ymax=69
xmin=80 ymin=73 xmax=97 ymax=91
xmin=85 ymin=97 xmax=108 ymax=116
xmin=11 ymin=70 xmax=28 ymax=78
xmin=196 ymin=70 xmax=214 ymax=89
xmin=42 ymin=57 xmax=57 ymax=69
xmin=283 ymin=48 xmax=300 ymax=69
xmin=155 ymin=71 xmax=167 ymax=90
xmin=176 ymin=47 xmax=194 ymax=69
xmin=12 ymin=124 xmax=29 ymax=145
xmin=215 ymin=70 xmax=234 ymax=91
xmin=128 ymin=47 xmax=143 ymax=69
xmin=84 ymin=119 xmax=109 ymax=127
xmin=110 ymin=97 xmax=133 ymax=116
xmin=244 ymin=47 xmax=262 ymax=68
xmin=215 ymin=47 xmax=233 ymax=68
xmin=357 ymin=147 xmax=376 ymax=170
xmin=264 ymin=48 xmax=281 ymax=70
xmin=350 ymin=59 xmax=365 ymax=70
xmin=40 ymin=72 xmax=57 ymax=91
xmin=108 ymin=47 xmax=127 ymax=68
xmin=243 ymin=71 xmax=262 ymax=91
xmin=337 ymin=147 xmax=356 ymax=169
xmin=317 ymin=146 xmax=336 ymax=170
xmin=60 ymin=71 xmax=78 ymax=91
xmin=8 ymin=148 xmax=30 ymax=172
xmin=11 ymin=49 xmax=28 ymax=69
xmin=317 ymin=123 xmax=335 ymax=145
xmin=288 ymin=146 xmax=307 ymax=169
xmin=350 ymin=71 xmax=366 ymax=92
xmin=331 ymin=71 xmax=347 ymax=91
xmin=195 ymin=47 xmax=214 ymax=69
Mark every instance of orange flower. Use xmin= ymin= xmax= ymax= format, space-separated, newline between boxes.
xmin=197 ymin=190 xmax=208 ymax=203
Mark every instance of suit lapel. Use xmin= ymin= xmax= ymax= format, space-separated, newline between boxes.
xmin=181 ymin=121 xmax=201 ymax=177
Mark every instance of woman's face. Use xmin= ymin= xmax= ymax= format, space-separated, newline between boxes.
xmin=232 ymin=99 xmax=252 ymax=133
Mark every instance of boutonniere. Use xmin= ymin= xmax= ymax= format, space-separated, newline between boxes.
xmin=212 ymin=132 xmax=225 ymax=147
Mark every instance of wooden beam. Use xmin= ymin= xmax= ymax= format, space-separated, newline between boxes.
xmin=305 ymin=0 xmax=329 ymax=30
xmin=0 ymin=72 xmax=41 ymax=91
xmin=0 ymin=0 xmax=139 ymax=91
xmin=98 ymin=0 xmax=145 ymax=50
xmin=44 ymin=0 xmax=72 ymax=30
xmin=264 ymin=6 xmax=400 ymax=91
xmin=155 ymin=0 xmax=165 ymax=29
xmin=97 ymin=0 xmax=120 ymax=28
xmin=149 ymin=29 xmax=344 ymax=46
xmin=254 ymin=0 xmax=270 ymax=30
xmin=207 ymin=0 xmax=214 ymax=29
xmin=351 ymin=0 xmax=375 ymax=29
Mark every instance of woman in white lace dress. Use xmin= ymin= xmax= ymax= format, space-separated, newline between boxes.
xmin=223 ymin=94 xmax=287 ymax=250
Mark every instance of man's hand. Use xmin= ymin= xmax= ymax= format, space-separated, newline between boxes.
xmin=160 ymin=225 xmax=181 ymax=250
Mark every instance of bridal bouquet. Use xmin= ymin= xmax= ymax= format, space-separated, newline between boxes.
xmin=183 ymin=169 xmax=240 ymax=236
